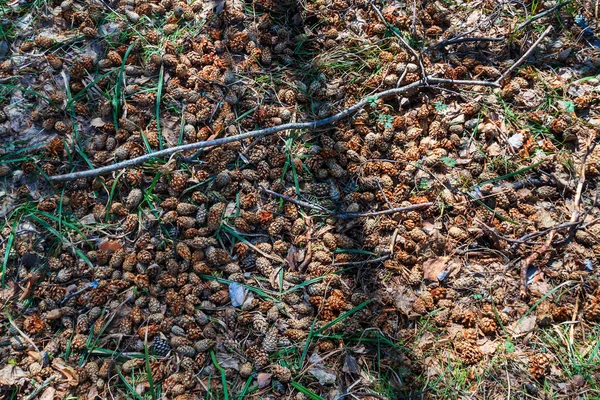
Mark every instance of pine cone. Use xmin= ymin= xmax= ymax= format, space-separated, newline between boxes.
xmin=454 ymin=341 xmax=483 ymax=365
xmin=246 ymin=345 xmax=269 ymax=370
xmin=262 ymin=327 xmax=278 ymax=353
xmin=255 ymin=257 xmax=273 ymax=276
xmin=35 ymin=35 xmax=55 ymax=49
xmin=152 ymin=337 xmax=171 ymax=356
xmin=194 ymin=339 xmax=215 ymax=353
xmin=272 ymin=365 xmax=292 ymax=383
xmin=478 ymin=317 xmax=497 ymax=335
xmin=529 ymin=353 xmax=550 ymax=379
xmin=176 ymin=202 xmax=197 ymax=215
xmin=207 ymin=203 xmax=225 ymax=231
xmin=176 ymin=345 xmax=196 ymax=358
xmin=106 ymin=50 xmax=123 ymax=66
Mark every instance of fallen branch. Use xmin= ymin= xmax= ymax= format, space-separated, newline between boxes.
xmin=260 ymin=186 xmax=433 ymax=219
xmin=496 ymin=25 xmax=552 ymax=84
xmin=48 ymin=77 xmax=499 ymax=182
xmin=509 ymin=220 xmax=582 ymax=249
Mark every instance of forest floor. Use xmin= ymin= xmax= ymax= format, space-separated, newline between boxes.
xmin=0 ymin=0 xmax=600 ymax=399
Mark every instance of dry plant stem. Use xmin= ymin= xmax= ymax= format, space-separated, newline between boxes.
xmin=260 ymin=186 xmax=434 ymax=219
xmin=49 ymin=77 xmax=499 ymax=182
xmin=8 ymin=317 xmax=40 ymax=352
xmin=515 ymin=1 xmax=571 ymax=31
xmin=496 ymin=25 xmax=552 ymax=84
xmin=563 ymin=137 xmax=596 ymax=242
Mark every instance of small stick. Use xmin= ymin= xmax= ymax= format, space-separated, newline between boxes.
xmin=370 ymin=1 xmax=428 ymax=82
xmin=331 ymin=254 xmax=390 ymax=267
xmin=427 ymin=36 xmax=505 ymax=51
xmin=508 ymin=220 xmax=583 ymax=250
xmin=515 ymin=1 xmax=571 ymax=31
xmin=260 ymin=186 xmax=433 ymax=219
xmin=495 ymin=26 xmax=553 ymax=84
xmin=519 ymin=230 xmax=555 ymax=299
xmin=519 ymin=133 xmax=593 ymax=297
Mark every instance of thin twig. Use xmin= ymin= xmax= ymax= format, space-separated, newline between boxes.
xmin=479 ymin=220 xmax=542 ymax=246
xmin=496 ymin=26 xmax=552 ymax=84
xmin=370 ymin=1 xmax=428 ymax=82
xmin=49 ymin=77 xmax=499 ymax=182
xmin=561 ymin=138 xmax=597 ymax=243
xmin=515 ymin=1 xmax=571 ymax=31
xmin=260 ymin=186 xmax=434 ymax=219
xmin=519 ymin=230 xmax=555 ymax=299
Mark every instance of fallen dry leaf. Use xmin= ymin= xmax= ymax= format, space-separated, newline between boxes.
xmin=98 ymin=239 xmax=122 ymax=253
xmin=39 ymin=386 xmax=55 ymax=400
xmin=257 ymin=372 xmax=272 ymax=388
xmin=423 ymin=256 xmax=450 ymax=282
xmin=510 ymin=315 xmax=537 ymax=336
xmin=0 ymin=364 xmax=27 ymax=386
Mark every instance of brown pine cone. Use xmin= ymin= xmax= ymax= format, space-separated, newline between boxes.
xmin=529 ymin=353 xmax=550 ymax=379
xmin=35 ymin=35 xmax=55 ymax=49
xmin=454 ymin=341 xmax=483 ymax=365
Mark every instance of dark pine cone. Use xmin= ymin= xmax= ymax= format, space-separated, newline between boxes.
xmin=152 ymin=337 xmax=171 ymax=356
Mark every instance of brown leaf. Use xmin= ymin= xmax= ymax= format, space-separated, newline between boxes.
xmin=423 ymin=256 xmax=449 ymax=282
xmin=90 ymin=118 xmax=105 ymax=127
xmin=52 ymin=358 xmax=79 ymax=385
xmin=478 ymin=338 xmax=499 ymax=355
xmin=509 ymin=315 xmax=536 ymax=336
xmin=98 ymin=240 xmax=122 ymax=253
xmin=39 ymin=387 xmax=56 ymax=400
xmin=0 ymin=365 xmax=27 ymax=386
xmin=392 ymin=286 xmax=416 ymax=316
xmin=257 ymin=372 xmax=272 ymax=388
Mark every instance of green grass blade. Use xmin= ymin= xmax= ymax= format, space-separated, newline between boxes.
xmin=1 ymin=220 xmax=16 ymax=288
xmin=210 ymin=349 xmax=229 ymax=400
xmin=113 ymin=42 xmax=137 ymax=131
xmin=478 ymin=161 xmax=543 ymax=185
xmin=0 ymin=84 xmax=57 ymax=107
xmin=290 ymin=382 xmax=325 ymax=400
xmin=156 ymin=65 xmax=164 ymax=150
xmin=116 ymin=368 xmax=145 ymax=400
xmin=315 ymin=299 xmax=373 ymax=334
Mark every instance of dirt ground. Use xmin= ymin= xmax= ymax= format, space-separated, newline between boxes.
xmin=0 ymin=0 xmax=599 ymax=399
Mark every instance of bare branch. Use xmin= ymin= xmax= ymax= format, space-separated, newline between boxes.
xmin=48 ymin=77 xmax=499 ymax=183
